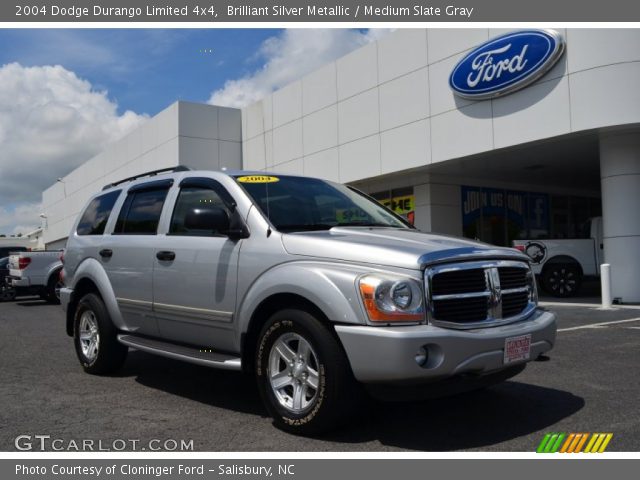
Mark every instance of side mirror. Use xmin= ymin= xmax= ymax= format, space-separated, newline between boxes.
xmin=184 ymin=207 xmax=229 ymax=234
xmin=227 ymin=208 xmax=250 ymax=240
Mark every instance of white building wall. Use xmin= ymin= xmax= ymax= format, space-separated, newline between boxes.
xmin=42 ymin=102 xmax=242 ymax=247
xmin=242 ymin=28 xmax=640 ymax=184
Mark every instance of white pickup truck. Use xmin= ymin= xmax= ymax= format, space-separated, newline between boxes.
xmin=8 ymin=251 xmax=64 ymax=303
xmin=513 ymin=217 xmax=603 ymax=297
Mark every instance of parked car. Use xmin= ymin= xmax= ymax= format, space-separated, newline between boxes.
xmin=513 ymin=217 xmax=603 ymax=297
xmin=61 ymin=167 xmax=556 ymax=434
xmin=8 ymin=251 xmax=63 ymax=303
xmin=0 ymin=257 xmax=17 ymax=302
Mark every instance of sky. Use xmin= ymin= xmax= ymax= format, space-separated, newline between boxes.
xmin=0 ymin=28 xmax=390 ymax=237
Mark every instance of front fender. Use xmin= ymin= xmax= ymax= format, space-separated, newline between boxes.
xmin=235 ymin=261 xmax=418 ymax=347
xmin=70 ymin=258 xmax=125 ymax=329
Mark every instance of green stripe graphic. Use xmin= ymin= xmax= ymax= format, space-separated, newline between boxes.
xmin=544 ymin=434 xmax=559 ymax=453
xmin=550 ymin=433 xmax=566 ymax=453
xmin=537 ymin=433 xmax=552 ymax=453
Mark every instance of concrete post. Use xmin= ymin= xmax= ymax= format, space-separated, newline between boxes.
xmin=600 ymin=264 xmax=612 ymax=309
xmin=600 ymin=131 xmax=640 ymax=303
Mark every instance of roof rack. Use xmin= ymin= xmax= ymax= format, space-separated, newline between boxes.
xmin=102 ymin=166 xmax=191 ymax=190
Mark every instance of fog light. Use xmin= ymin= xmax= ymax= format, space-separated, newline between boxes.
xmin=415 ymin=346 xmax=428 ymax=367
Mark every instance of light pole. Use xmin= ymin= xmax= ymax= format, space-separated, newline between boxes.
xmin=57 ymin=178 xmax=67 ymax=197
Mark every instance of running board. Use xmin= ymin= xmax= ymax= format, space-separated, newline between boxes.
xmin=117 ymin=334 xmax=242 ymax=371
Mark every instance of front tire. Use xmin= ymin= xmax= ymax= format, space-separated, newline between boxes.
xmin=542 ymin=264 xmax=582 ymax=297
xmin=255 ymin=309 xmax=359 ymax=435
xmin=73 ymin=293 xmax=127 ymax=374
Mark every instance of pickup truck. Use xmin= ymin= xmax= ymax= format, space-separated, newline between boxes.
xmin=8 ymin=251 xmax=63 ymax=303
xmin=60 ymin=167 xmax=556 ymax=434
xmin=513 ymin=217 xmax=603 ymax=297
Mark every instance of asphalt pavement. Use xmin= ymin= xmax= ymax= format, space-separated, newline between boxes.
xmin=1 ymin=295 xmax=638 ymax=452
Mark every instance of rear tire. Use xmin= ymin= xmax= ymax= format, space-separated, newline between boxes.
xmin=255 ymin=308 xmax=360 ymax=435
xmin=0 ymin=284 xmax=16 ymax=302
xmin=542 ymin=264 xmax=582 ymax=297
xmin=45 ymin=271 xmax=62 ymax=304
xmin=73 ymin=293 xmax=127 ymax=374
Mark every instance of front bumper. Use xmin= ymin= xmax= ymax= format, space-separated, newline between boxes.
xmin=335 ymin=308 xmax=556 ymax=384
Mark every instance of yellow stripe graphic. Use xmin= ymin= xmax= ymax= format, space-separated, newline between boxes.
xmin=591 ymin=433 xmax=606 ymax=453
xmin=598 ymin=434 xmax=613 ymax=453
xmin=560 ymin=433 xmax=575 ymax=453
xmin=574 ymin=433 xmax=590 ymax=453
xmin=584 ymin=433 xmax=598 ymax=453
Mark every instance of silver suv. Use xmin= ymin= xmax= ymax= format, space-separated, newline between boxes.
xmin=61 ymin=167 xmax=556 ymax=434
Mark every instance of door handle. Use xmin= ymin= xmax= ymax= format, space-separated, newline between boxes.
xmin=156 ymin=251 xmax=176 ymax=261
xmin=98 ymin=249 xmax=113 ymax=259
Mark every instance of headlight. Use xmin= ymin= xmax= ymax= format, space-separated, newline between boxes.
xmin=391 ymin=281 xmax=412 ymax=309
xmin=358 ymin=275 xmax=424 ymax=322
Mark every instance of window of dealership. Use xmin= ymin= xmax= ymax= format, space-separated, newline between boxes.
xmin=461 ymin=187 xmax=602 ymax=246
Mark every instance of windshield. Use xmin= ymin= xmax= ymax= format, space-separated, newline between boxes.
xmin=234 ymin=175 xmax=412 ymax=233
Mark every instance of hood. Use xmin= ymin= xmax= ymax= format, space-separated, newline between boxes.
xmin=281 ymin=227 xmax=529 ymax=270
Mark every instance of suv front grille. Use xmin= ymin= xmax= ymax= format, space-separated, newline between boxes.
xmin=425 ymin=260 xmax=536 ymax=329
xmin=431 ymin=268 xmax=486 ymax=295
xmin=498 ymin=267 xmax=528 ymax=289
xmin=432 ymin=295 xmax=489 ymax=323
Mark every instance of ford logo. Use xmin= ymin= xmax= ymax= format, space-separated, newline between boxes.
xmin=449 ymin=29 xmax=565 ymax=100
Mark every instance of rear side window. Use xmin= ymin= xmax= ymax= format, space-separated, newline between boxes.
xmin=114 ymin=188 xmax=169 ymax=235
xmin=76 ymin=190 xmax=121 ymax=236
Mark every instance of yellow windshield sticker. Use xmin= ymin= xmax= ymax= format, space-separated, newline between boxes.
xmin=237 ymin=175 xmax=280 ymax=184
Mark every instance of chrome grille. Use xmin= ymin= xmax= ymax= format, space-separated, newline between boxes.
xmin=498 ymin=267 xmax=528 ymax=289
xmin=432 ymin=296 xmax=488 ymax=323
xmin=431 ymin=268 xmax=486 ymax=295
xmin=425 ymin=260 xmax=536 ymax=329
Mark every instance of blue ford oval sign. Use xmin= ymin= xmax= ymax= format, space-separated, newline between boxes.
xmin=449 ymin=30 xmax=565 ymax=100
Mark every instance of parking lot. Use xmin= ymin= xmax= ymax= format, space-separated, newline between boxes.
xmin=1 ymin=295 xmax=639 ymax=452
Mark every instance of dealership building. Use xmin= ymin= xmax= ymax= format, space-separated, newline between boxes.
xmin=42 ymin=28 xmax=640 ymax=302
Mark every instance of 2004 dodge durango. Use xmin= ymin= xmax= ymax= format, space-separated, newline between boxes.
xmin=60 ymin=167 xmax=556 ymax=434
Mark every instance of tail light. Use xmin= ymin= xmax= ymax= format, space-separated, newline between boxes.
xmin=18 ymin=257 xmax=31 ymax=269
xmin=514 ymin=245 xmax=525 ymax=252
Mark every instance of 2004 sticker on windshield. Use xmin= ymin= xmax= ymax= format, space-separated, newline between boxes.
xmin=237 ymin=175 xmax=280 ymax=183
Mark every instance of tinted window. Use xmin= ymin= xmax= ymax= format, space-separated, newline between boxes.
xmin=0 ymin=257 xmax=8 ymax=268
xmin=169 ymin=187 xmax=228 ymax=237
xmin=77 ymin=190 xmax=121 ymax=235
xmin=235 ymin=176 xmax=410 ymax=232
xmin=114 ymin=188 xmax=168 ymax=235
